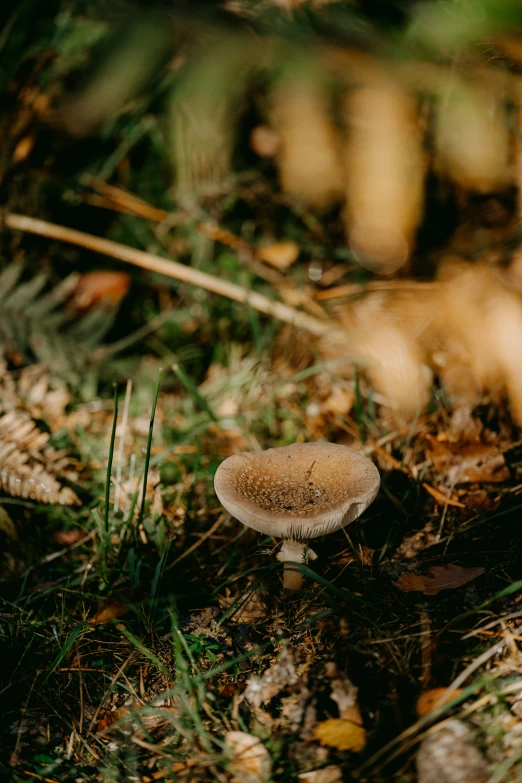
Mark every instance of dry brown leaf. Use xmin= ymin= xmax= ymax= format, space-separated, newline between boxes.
xmin=416 ymin=688 xmax=464 ymax=717
xmin=394 ymin=564 xmax=485 ymax=596
xmin=280 ymin=687 xmax=315 ymax=736
xmin=91 ymin=589 xmax=135 ymax=625
xmin=394 ymin=523 xmax=438 ymax=560
xmin=313 ymin=719 xmax=366 ymax=752
xmin=426 ymin=436 xmax=509 ymax=485
xmin=325 ymin=662 xmax=362 ymax=724
xmin=244 ymin=647 xmax=299 ymax=708
xmin=462 ymin=491 xmax=500 ymax=515
xmin=250 ymin=125 xmax=280 ymax=157
xmin=12 ymin=135 xmax=35 ymax=163
xmin=416 ymin=719 xmax=488 ymax=783
xmin=218 ymin=587 xmax=267 ymax=623
xmin=257 ymin=241 xmax=300 ymax=270
xmin=143 ymin=760 xmax=197 ymax=782
xmin=224 ymin=731 xmax=272 ymax=783
xmin=53 ymin=529 xmax=85 ymax=546
xmin=70 ymin=270 xmax=130 ymax=311
xmin=320 ymin=386 xmax=354 ymax=418
xmin=298 ymin=766 xmax=342 ymax=783
xmin=97 ymin=703 xmax=178 ymax=736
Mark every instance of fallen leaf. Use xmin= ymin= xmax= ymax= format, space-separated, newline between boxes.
xmin=298 ymin=766 xmax=342 ymax=783
xmin=338 ymin=546 xmax=375 ymax=567
xmin=53 ymin=529 xmax=85 ymax=546
xmin=321 ymin=386 xmax=354 ymax=418
xmin=143 ymin=761 xmax=196 ymax=782
xmin=257 ymin=241 xmax=300 ymax=270
xmin=250 ymin=125 xmax=280 ymax=157
xmin=394 ymin=523 xmax=438 ymax=560
xmin=394 ymin=564 xmax=485 ymax=596
xmin=325 ymin=663 xmax=362 ymax=724
xmin=97 ymin=703 xmax=178 ymax=736
xmin=416 ymin=688 xmax=464 ymax=717
xmin=280 ymin=686 xmax=316 ymax=737
xmin=218 ymin=587 xmax=267 ymax=623
xmin=416 ymin=719 xmax=488 ymax=783
xmin=13 ymin=135 xmax=35 ymax=163
xmin=70 ymin=271 xmax=131 ymax=311
xmin=91 ymin=588 xmax=135 ymax=624
xmin=426 ymin=436 xmax=509 ymax=484
xmin=313 ymin=719 xmax=366 ymax=752
xmin=225 ymin=731 xmax=272 ymax=783
xmin=244 ymin=647 xmax=299 ymax=708
xmin=462 ymin=491 xmax=500 ymax=515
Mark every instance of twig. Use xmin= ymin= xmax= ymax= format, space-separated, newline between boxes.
xmin=20 ymin=772 xmax=59 ymax=783
xmin=5 ymin=212 xmax=332 ymax=337
xmin=316 ymin=280 xmax=440 ymax=301
xmin=462 ymin=609 xmax=522 ymax=639
xmin=81 ymin=175 xmax=290 ymax=286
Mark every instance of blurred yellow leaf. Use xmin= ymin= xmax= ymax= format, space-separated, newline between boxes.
xmin=416 ymin=688 xmax=463 ymax=717
xmin=313 ymin=719 xmax=366 ymax=752
xmin=257 ymin=241 xmax=299 ymax=270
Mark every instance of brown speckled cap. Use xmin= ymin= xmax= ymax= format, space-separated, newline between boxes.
xmin=214 ymin=442 xmax=380 ymax=541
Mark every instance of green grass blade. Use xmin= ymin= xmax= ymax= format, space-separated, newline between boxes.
xmin=41 ymin=621 xmax=88 ymax=686
xmin=117 ymin=624 xmax=171 ymax=679
xmin=172 ymin=362 xmax=217 ymax=422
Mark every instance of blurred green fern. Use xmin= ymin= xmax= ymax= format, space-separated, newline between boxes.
xmin=0 ymin=263 xmax=118 ymax=390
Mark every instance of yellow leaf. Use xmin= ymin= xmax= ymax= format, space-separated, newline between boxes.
xmin=416 ymin=688 xmax=463 ymax=717
xmin=313 ymin=719 xmax=366 ymax=752
xmin=257 ymin=241 xmax=299 ymax=270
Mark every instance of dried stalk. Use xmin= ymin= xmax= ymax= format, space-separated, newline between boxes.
xmin=5 ymin=212 xmax=333 ymax=338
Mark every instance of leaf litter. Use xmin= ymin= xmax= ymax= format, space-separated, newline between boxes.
xmin=394 ymin=565 xmax=486 ymax=596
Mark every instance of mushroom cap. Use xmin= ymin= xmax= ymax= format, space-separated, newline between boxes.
xmin=214 ymin=442 xmax=380 ymax=541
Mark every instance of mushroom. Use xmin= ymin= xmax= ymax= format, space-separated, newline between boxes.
xmin=214 ymin=442 xmax=380 ymax=590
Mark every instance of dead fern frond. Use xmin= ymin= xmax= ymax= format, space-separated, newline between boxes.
xmin=0 ymin=363 xmax=80 ymax=506
xmin=0 ymin=410 xmax=80 ymax=505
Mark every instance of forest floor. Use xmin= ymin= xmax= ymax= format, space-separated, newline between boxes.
xmin=3 ymin=6 xmax=522 ymax=781
xmin=3 ymin=206 xmax=522 ymax=783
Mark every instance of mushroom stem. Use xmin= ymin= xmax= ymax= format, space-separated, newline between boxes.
xmin=277 ymin=540 xmax=317 ymax=591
